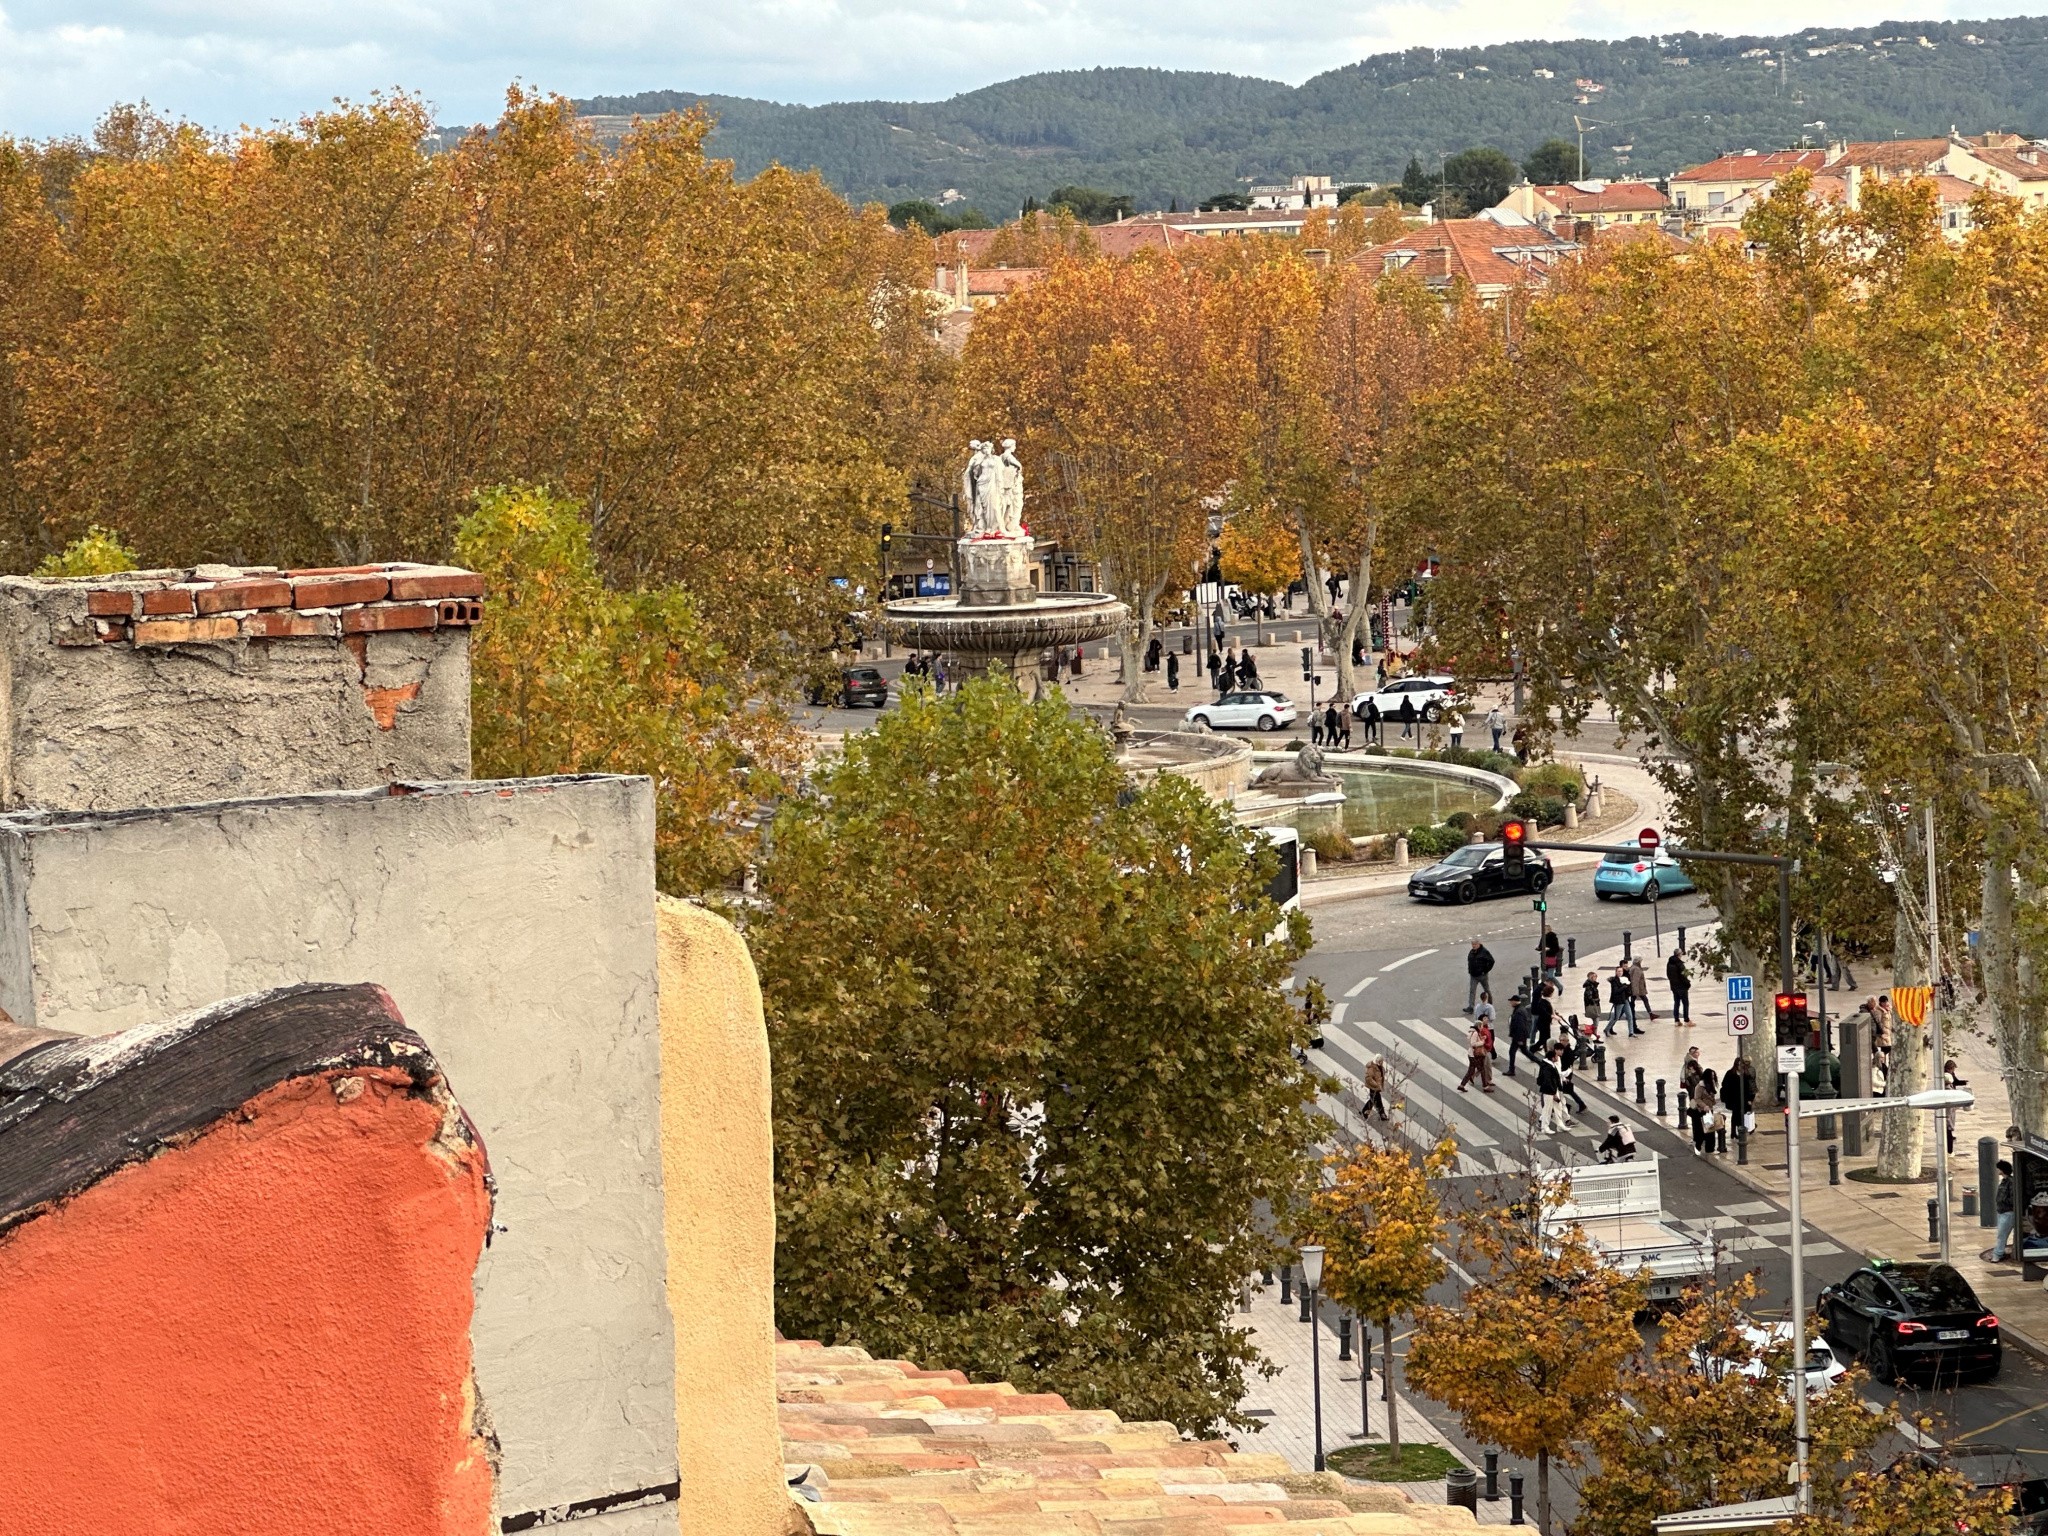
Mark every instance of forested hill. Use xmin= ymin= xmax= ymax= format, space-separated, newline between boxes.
xmin=575 ymin=15 xmax=2048 ymax=217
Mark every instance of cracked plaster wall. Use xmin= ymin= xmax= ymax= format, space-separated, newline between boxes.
xmin=0 ymin=581 xmax=470 ymax=810
xmin=0 ymin=775 xmax=679 ymax=1528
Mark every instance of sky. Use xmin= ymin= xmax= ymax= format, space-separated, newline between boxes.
xmin=0 ymin=0 xmax=1999 ymax=139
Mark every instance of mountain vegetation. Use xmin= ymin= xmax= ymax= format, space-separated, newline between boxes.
xmin=575 ymin=14 xmax=2048 ymax=217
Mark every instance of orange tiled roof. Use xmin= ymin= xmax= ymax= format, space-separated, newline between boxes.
xmin=1830 ymin=138 xmax=1951 ymax=172
xmin=1966 ymin=144 xmax=2048 ymax=182
xmin=778 ymin=1339 xmax=1481 ymax=1535
xmin=1354 ymin=220 xmax=1577 ymax=289
xmin=1532 ymin=181 xmax=1668 ymax=214
xmin=1671 ymin=149 xmax=1828 ymax=183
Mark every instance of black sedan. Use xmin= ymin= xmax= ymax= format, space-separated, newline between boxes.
xmin=1820 ymin=1260 xmax=2001 ymax=1384
xmin=1407 ymin=841 xmax=1554 ymax=904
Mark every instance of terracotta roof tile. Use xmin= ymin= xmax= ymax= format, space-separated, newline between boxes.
xmin=1966 ymin=144 xmax=2048 ymax=182
xmin=1671 ymin=149 xmax=1828 ymax=183
xmin=779 ymin=1340 xmax=1480 ymax=1535
xmin=1531 ymin=181 xmax=1668 ymax=214
xmin=1830 ymin=138 xmax=1951 ymax=171
xmin=1350 ymin=220 xmax=1578 ymax=290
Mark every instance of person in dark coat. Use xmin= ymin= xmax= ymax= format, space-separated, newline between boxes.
xmin=1531 ymin=984 xmax=1555 ymax=1052
xmin=1166 ymin=651 xmax=1180 ymax=692
xmin=1582 ymin=970 xmax=1601 ymax=1021
xmin=1667 ymin=949 xmax=1693 ymax=1024
xmin=1239 ymin=651 xmax=1261 ymax=688
xmin=1721 ymin=1057 xmax=1757 ymax=1136
xmin=1398 ymin=696 xmax=1418 ymax=739
xmin=1205 ymin=649 xmax=1219 ymax=686
xmin=1536 ymin=1050 xmax=1565 ymax=1131
xmin=1505 ymin=995 xmax=1533 ymax=1077
xmin=1219 ymin=652 xmax=1238 ymax=694
xmin=1466 ymin=938 xmax=1495 ymax=1014
xmin=1323 ymin=704 xmax=1342 ymax=747
xmin=1362 ymin=698 xmax=1382 ymax=745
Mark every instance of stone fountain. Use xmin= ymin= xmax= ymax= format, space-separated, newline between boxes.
xmin=884 ymin=439 xmax=1127 ymax=677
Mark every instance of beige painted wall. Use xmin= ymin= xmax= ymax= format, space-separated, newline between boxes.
xmin=655 ymin=899 xmax=801 ymax=1536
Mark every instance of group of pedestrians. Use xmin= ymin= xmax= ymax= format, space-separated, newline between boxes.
xmin=1209 ymin=645 xmax=1263 ymax=694
xmin=1672 ymin=1047 xmax=1757 ymax=1157
xmin=1457 ymin=974 xmax=1589 ymax=1132
xmin=1583 ymin=950 xmax=1694 ymax=1036
xmin=900 ymin=653 xmax=950 ymax=690
xmin=1308 ymin=706 xmax=1354 ymax=751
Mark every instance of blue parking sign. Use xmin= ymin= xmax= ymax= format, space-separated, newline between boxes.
xmin=1727 ymin=975 xmax=1753 ymax=1004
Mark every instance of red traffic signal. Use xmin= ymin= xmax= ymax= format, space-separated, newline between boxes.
xmin=1774 ymin=992 xmax=1810 ymax=1045
xmin=1500 ymin=817 xmax=1528 ymax=869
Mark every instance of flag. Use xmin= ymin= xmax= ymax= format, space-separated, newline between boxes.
xmin=1891 ymin=985 xmax=1931 ymax=1027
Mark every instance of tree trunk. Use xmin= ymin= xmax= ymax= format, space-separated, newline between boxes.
xmin=1120 ymin=573 xmax=1167 ymax=704
xmin=1878 ymin=894 xmax=1928 ymax=1179
xmin=1334 ymin=536 xmax=1375 ymax=706
xmin=1298 ymin=522 xmax=1334 ymax=654
xmin=1979 ymin=835 xmax=2047 ymax=1137
xmin=1382 ymin=1321 xmax=1399 ymax=1454
xmin=1537 ymin=1446 xmax=1551 ymax=1535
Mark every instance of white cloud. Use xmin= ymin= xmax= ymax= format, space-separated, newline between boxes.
xmin=0 ymin=0 xmax=1990 ymax=137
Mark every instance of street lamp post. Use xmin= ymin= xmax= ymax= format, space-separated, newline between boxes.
xmin=1301 ymin=1244 xmax=1327 ymax=1473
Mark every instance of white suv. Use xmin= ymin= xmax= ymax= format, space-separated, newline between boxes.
xmin=1352 ymin=675 xmax=1457 ymax=723
xmin=1185 ymin=691 xmax=1297 ymax=733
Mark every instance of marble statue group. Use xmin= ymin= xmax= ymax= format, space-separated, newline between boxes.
xmin=963 ymin=439 xmax=1026 ymax=539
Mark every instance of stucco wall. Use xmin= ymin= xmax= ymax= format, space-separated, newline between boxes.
xmin=655 ymin=898 xmax=797 ymax=1535
xmin=0 ymin=577 xmax=471 ymax=810
xmin=0 ymin=777 xmax=679 ymax=1529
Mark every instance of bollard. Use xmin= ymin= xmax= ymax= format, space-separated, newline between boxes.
xmin=1484 ymin=1451 xmax=1501 ymax=1500
xmin=1446 ymin=1468 xmax=1479 ymax=1512
xmin=1301 ymin=847 xmax=1319 ymax=878
xmin=1568 ymin=936 xmax=1578 ymax=968
xmin=1338 ymin=1316 xmax=1353 ymax=1362
xmin=1964 ymin=1188 xmax=1979 ymax=1218
xmin=1595 ymin=1043 xmax=1608 ymax=1083
xmin=1817 ymin=1106 xmax=1838 ymax=1140
xmin=1980 ymin=1137 xmax=2001 ymax=1228
xmin=1509 ymin=1470 xmax=1526 ymax=1525
xmin=1261 ymin=1266 xmax=1274 ymax=1285
xmin=1635 ymin=1066 xmax=1647 ymax=1105
xmin=1394 ymin=836 xmax=1410 ymax=870
xmin=1737 ymin=1120 xmax=1749 ymax=1164
xmin=1928 ymin=1199 xmax=1941 ymax=1243
xmin=1299 ymin=1284 xmax=1313 ymax=1323
xmin=1564 ymin=802 xmax=1579 ymax=829
xmin=1656 ymin=1077 xmax=1668 ymax=1118
xmin=1613 ymin=1054 xmax=1625 ymax=1092
xmin=1828 ymin=1144 xmax=1841 ymax=1185
xmin=1623 ymin=930 xmax=1632 ymax=962
xmin=1280 ymin=1266 xmax=1293 ymax=1304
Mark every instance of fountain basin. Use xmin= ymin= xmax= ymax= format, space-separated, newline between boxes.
xmin=884 ymin=591 xmax=1129 ymax=670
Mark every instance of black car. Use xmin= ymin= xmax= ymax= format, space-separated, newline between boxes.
xmin=1902 ymin=1447 xmax=2048 ymax=1535
xmin=1819 ymin=1260 xmax=2001 ymax=1384
xmin=1407 ymin=841 xmax=1553 ymax=904
xmin=811 ymin=667 xmax=889 ymax=708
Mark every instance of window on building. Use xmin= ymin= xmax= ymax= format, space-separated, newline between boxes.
xmin=1708 ymin=190 xmax=1726 ymax=208
xmin=1675 ymin=191 xmax=1689 ymax=209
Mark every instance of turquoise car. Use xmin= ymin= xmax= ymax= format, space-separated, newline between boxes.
xmin=1593 ymin=848 xmax=1696 ymax=902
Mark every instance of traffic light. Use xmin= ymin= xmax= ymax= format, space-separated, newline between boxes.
xmin=879 ymin=522 xmax=893 ymax=556
xmin=1301 ymin=646 xmax=1314 ymax=681
xmin=1501 ymin=817 xmax=1528 ymax=872
xmin=1774 ymin=992 xmax=1810 ymax=1046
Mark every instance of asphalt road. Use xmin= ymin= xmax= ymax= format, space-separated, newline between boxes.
xmin=1296 ymin=875 xmax=2048 ymax=1516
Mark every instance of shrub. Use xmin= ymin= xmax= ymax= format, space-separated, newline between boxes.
xmin=1520 ymin=762 xmax=1583 ymax=801
xmin=1405 ymin=822 xmax=1469 ymax=858
xmin=1306 ymin=827 xmax=1357 ymax=862
xmin=1507 ymin=790 xmax=1573 ymax=829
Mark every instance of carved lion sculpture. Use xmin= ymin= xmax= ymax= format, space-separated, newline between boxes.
xmin=1251 ymin=743 xmax=1339 ymax=791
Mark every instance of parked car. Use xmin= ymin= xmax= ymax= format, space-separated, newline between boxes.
xmin=1819 ymin=1260 xmax=2001 ymax=1384
xmin=1694 ymin=1322 xmax=1848 ymax=1396
xmin=1351 ymin=674 xmax=1457 ymax=724
xmin=1901 ymin=1446 xmax=2048 ymax=1535
xmin=809 ymin=667 xmax=889 ymax=708
xmin=1592 ymin=848 xmax=1696 ymax=902
xmin=1407 ymin=840 xmax=1553 ymax=904
xmin=1185 ymin=690 xmax=1297 ymax=733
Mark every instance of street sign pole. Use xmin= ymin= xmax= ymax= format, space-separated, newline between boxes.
xmin=1779 ymin=1034 xmax=1810 ymax=1515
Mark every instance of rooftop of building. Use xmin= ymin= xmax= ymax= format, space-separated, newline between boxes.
xmin=1354 ymin=220 xmax=1577 ymax=290
xmin=778 ymin=1338 xmax=1480 ymax=1535
xmin=1670 ymin=148 xmax=1829 ymax=183
xmin=1529 ymin=180 xmax=1669 ymax=213
xmin=1828 ymin=137 xmax=1952 ymax=171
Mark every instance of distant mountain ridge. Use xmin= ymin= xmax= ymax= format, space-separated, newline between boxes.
xmin=574 ymin=15 xmax=2048 ymax=216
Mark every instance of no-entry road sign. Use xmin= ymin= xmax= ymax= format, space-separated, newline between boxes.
xmin=1639 ymin=826 xmax=1662 ymax=852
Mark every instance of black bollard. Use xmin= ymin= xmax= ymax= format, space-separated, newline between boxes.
xmin=1567 ymin=936 xmax=1577 ymax=968
xmin=1623 ymin=930 xmax=1632 ymax=962
xmin=1595 ymin=1043 xmax=1608 ymax=1083
xmin=1963 ymin=1188 xmax=1979 ymax=1218
xmin=1338 ymin=1316 xmax=1353 ymax=1362
xmin=1509 ymin=1470 xmax=1526 ymax=1525
xmin=1928 ymin=1199 xmax=1941 ymax=1243
xmin=1828 ymin=1144 xmax=1840 ymax=1185
xmin=1280 ymin=1266 xmax=1292 ymax=1304
xmin=1656 ymin=1077 xmax=1668 ymax=1118
xmin=1484 ymin=1451 xmax=1501 ymax=1500
xmin=1980 ymin=1137 xmax=2001 ymax=1228
xmin=1635 ymin=1066 xmax=1647 ymax=1105
xmin=1678 ymin=925 xmax=1687 ymax=952
xmin=1613 ymin=1053 xmax=1625 ymax=1091
xmin=1299 ymin=1284 xmax=1313 ymax=1323
xmin=1261 ymin=1265 xmax=1274 ymax=1285
xmin=1737 ymin=1121 xmax=1749 ymax=1164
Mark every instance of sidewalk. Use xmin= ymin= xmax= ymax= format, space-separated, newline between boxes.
xmin=1237 ymin=1270 xmax=1514 ymax=1520
xmin=1564 ymin=929 xmax=2048 ymax=1363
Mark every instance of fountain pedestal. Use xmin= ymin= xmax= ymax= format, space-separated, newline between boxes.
xmin=957 ymin=536 xmax=1038 ymax=607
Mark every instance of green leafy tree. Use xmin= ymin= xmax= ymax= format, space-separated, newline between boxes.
xmin=34 ymin=526 xmax=138 ymax=576
xmin=754 ymin=677 xmax=1320 ymax=1433
xmin=1047 ymin=184 xmax=1134 ymax=223
xmin=1441 ymin=146 xmax=1519 ymax=216
xmin=1523 ymin=138 xmax=1582 ymax=184
xmin=456 ymin=484 xmax=802 ymax=896
xmin=889 ymin=198 xmax=946 ymax=232
xmin=1398 ymin=156 xmax=1436 ymax=208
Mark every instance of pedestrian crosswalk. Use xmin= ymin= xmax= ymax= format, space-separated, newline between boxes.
xmin=1309 ymin=1012 xmax=1832 ymax=1262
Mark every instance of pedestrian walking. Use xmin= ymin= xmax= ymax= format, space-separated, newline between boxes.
xmin=1721 ymin=1056 xmax=1757 ymax=1137
xmin=1993 ymin=1161 xmax=2016 ymax=1261
xmin=1606 ymin=967 xmax=1639 ymax=1036
xmin=1310 ymin=712 xmax=1325 ymax=747
xmin=1145 ymin=636 xmax=1162 ymax=673
xmin=1536 ymin=1050 xmax=1565 ymax=1132
xmin=1363 ymin=1057 xmax=1389 ymax=1121
xmin=1219 ymin=651 xmax=1238 ymax=694
xmin=1240 ymin=651 xmax=1262 ymax=688
xmin=1070 ymin=645 xmax=1084 ymax=678
xmin=1667 ymin=949 xmax=1692 ymax=1025
xmin=1323 ymin=704 xmax=1341 ymax=749
xmin=1466 ymin=938 xmax=1495 ymax=1014
xmin=1679 ymin=1047 xmax=1703 ymax=1130
xmin=1541 ymin=931 xmax=1563 ymax=985
xmin=1458 ymin=1020 xmax=1496 ymax=1093
xmin=1531 ymin=983 xmax=1555 ymax=1052
xmin=1506 ymin=994 xmax=1533 ymax=1077
xmin=1582 ymin=969 xmax=1601 ymax=1024
xmin=1559 ymin=1047 xmax=1586 ymax=1119
xmin=1597 ymin=1115 xmax=1637 ymax=1163
xmin=1362 ymin=698 xmax=1381 ymax=745
xmin=1206 ymin=648 xmax=1219 ymax=687
xmin=1337 ymin=710 xmax=1353 ymax=750
xmin=1398 ymin=696 xmax=1417 ymax=739
xmin=1629 ymin=956 xmax=1656 ymax=1023
xmin=1487 ymin=705 xmax=1506 ymax=753
xmin=1166 ymin=651 xmax=1180 ymax=692
xmin=1448 ymin=710 xmax=1465 ymax=750
xmin=1692 ymin=1070 xmax=1720 ymax=1156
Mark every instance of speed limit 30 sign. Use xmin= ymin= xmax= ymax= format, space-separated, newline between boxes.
xmin=1727 ymin=974 xmax=1755 ymax=1036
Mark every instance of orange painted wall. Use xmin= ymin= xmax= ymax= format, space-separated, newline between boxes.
xmin=0 ymin=1067 xmax=494 ymax=1535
